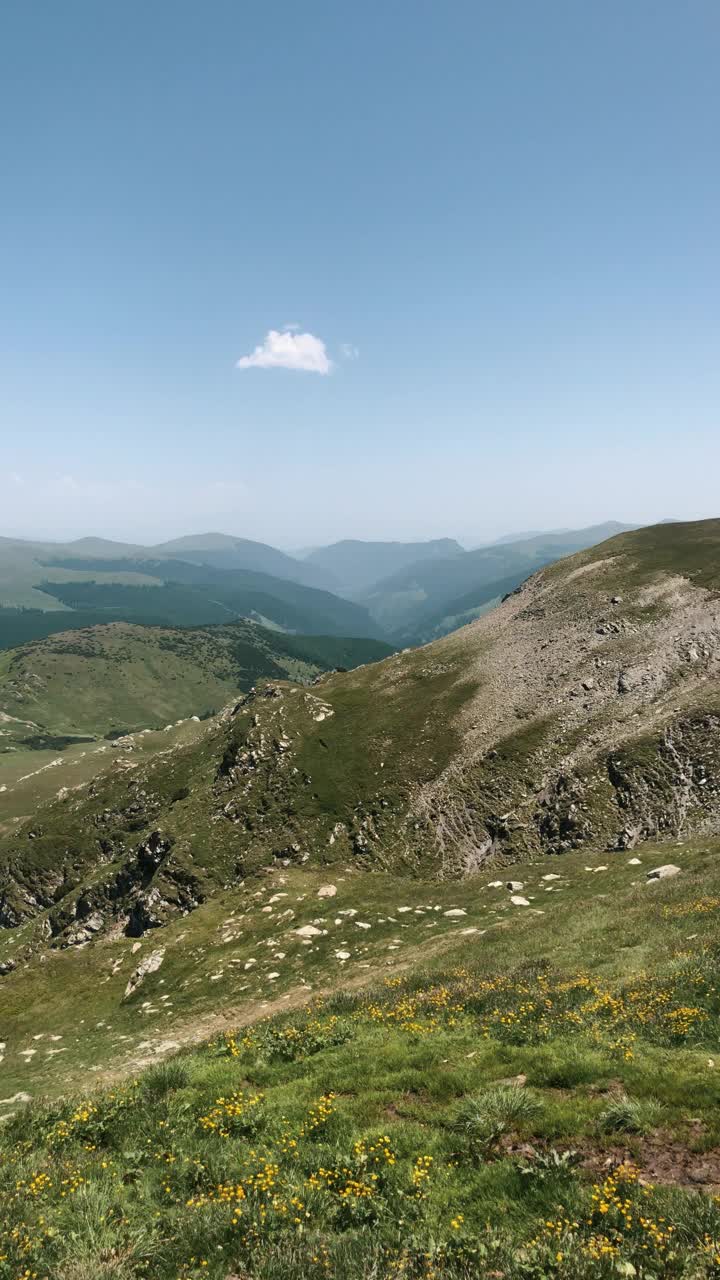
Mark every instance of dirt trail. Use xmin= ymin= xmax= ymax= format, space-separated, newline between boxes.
xmin=97 ymin=925 xmax=499 ymax=1087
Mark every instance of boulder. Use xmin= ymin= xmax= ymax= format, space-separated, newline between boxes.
xmin=646 ymin=865 xmax=681 ymax=882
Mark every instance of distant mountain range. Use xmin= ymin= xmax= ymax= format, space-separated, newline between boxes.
xmin=302 ymin=538 xmax=464 ymax=594
xmin=0 ymin=523 xmax=637 ymax=650
xmin=357 ymin=522 xmax=638 ymax=641
xmin=4 ymin=518 xmax=719 ymax=943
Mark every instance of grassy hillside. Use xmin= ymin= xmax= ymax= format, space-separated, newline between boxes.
xmin=0 ymin=620 xmax=393 ymax=750
xmin=2 ymin=517 xmax=720 ymax=936
xmin=0 ymin=533 xmax=338 ymax=611
xmin=361 ymin=522 xmax=638 ymax=641
xmin=0 ymin=549 xmax=384 ymax=648
xmin=3 ymin=519 xmax=720 ymax=1276
xmin=2 ymin=841 xmax=720 ymax=1277
xmin=38 ymin=571 xmax=381 ymax=637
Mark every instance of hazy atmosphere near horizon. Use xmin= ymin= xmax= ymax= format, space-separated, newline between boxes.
xmin=2 ymin=0 xmax=719 ymax=545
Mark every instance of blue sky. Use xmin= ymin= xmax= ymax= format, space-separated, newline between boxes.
xmin=1 ymin=0 xmax=719 ymax=546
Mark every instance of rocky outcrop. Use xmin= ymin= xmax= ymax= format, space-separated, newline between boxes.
xmin=606 ymin=714 xmax=720 ymax=849
xmin=39 ymin=829 xmax=204 ymax=947
xmin=124 ymin=947 xmax=165 ymax=998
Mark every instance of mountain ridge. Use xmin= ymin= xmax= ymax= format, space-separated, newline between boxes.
xmin=360 ymin=521 xmax=639 ymax=640
xmin=2 ymin=518 xmax=719 ymax=946
xmin=303 ymin=537 xmax=466 ymax=595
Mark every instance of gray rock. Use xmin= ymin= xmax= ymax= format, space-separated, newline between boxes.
xmin=506 ymin=881 xmax=524 ymax=892
xmin=124 ymin=948 xmax=165 ymax=998
xmin=64 ymin=927 xmax=93 ymax=947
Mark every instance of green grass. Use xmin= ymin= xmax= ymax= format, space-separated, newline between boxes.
xmin=3 ymin=840 xmax=720 ymax=1277
xmin=4 ymin=519 xmax=720 ymax=1275
xmin=0 ymin=620 xmax=392 ymax=746
xmin=542 ymin=517 xmax=720 ymax=594
xmin=0 ymin=641 xmax=474 ymax=934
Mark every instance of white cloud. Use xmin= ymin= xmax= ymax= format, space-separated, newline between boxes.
xmin=236 ymin=327 xmax=333 ymax=375
xmin=340 ymin=342 xmax=359 ymax=360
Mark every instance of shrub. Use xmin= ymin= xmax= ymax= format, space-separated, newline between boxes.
xmin=452 ymin=1086 xmax=542 ymax=1160
xmin=141 ymin=1059 xmax=189 ymax=1099
xmin=598 ymin=1096 xmax=655 ymax=1134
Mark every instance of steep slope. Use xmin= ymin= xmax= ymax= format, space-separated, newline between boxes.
xmin=2 ymin=519 xmax=719 ymax=946
xmin=0 ymin=620 xmax=393 ymax=748
xmin=304 ymin=537 xmax=464 ymax=595
xmin=361 ymin=522 xmax=639 ymax=640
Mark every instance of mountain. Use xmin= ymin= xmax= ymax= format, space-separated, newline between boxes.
xmin=304 ymin=537 xmax=465 ymax=595
xmin=0 ymin=525 xmax=635 ymax=652
xmin=3 ymin=519 xmax=720 ymax=1278
xmin=152 ymin=532 xmax=340 ymax=591
xmin=3 ymin=516 xmax=719 ymax=936
xmin=0 ymin=531 xmax=339 ymax=606
xmin=489 ymin=527 xmax=553 ymax=544
xmin=0 ymin=542 xmax=383 ymax=648
xmin=0 ymin=620 xmax=394 ymax=749
xmin=361 ymin=521 xmax=638 ymax=640
xmin=479 ymin=521 xmax=636 ymax=548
